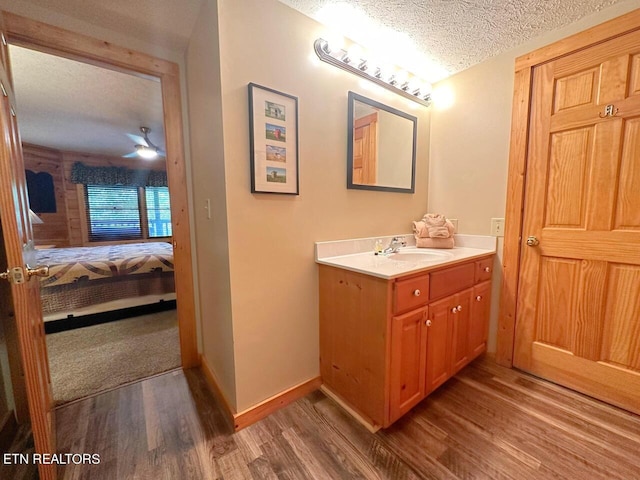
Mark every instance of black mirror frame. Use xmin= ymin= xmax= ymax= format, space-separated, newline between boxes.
xmin=347 ymin=91 xmax=417 ymax=193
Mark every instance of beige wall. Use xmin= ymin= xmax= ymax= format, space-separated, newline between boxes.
xmin=186 ymin=0 xmax=237 ymax=407
xmin=196 ymin=0 xmax=430 ymax=411
xmin=429 ymin=0 xmax=640 ymax=352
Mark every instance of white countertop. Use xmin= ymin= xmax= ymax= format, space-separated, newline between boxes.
xmin=315 ymin=234 xmax=497 ymax=280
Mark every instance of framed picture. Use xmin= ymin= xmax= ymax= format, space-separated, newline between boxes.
xmin=248 ymin=83 xmax=299 ymax=194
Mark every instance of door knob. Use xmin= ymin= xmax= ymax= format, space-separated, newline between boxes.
xmin=526 ymin=236 xmax=539 ymax=247
xmin=26 ymin=265 xmax=49 ymax=278
xmin=425 ymin=319 xmax=432 ymax=327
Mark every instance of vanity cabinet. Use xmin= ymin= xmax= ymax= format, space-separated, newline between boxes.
xmin=319 ymin=254 xmax=493 ymax=428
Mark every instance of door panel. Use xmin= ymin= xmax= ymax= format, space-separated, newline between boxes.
xmin=425 ymin=297 xmax=450 ymax=393
xmin=545 ymin=128 xmax=592 ymax=228
xmin=615 ymin=118 xmax=640 ymax=229
xmin=601 ymin=264 xmax=640 ymax=370
xmin=631 ymin=53 xmax=640 ymax=95
xmin=450 ymin=289 xmax=471 ymax=374
xmin=0 ymin=13 xmax=55 ymax=480
xmin=553 ymin=68 xmax=598 ymax=113
xmin=352 ymin=113 xmax=377 ymax=185
xmin=389 ymin=307 xmax=427 ymax=423
xmin=514 ymin=28 xmax=640 ymax=414
xmin=469 ymin=281 xmax=491 ymax=358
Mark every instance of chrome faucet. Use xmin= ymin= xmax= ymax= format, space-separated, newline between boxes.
xmin=383 ymin=236 xmax=407 ymax=254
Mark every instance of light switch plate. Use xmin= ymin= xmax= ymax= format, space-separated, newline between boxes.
xmin=448 ymin=218 xmax=458 ymax=233
xmin=491 ymin=218 xmax=505 ymax=237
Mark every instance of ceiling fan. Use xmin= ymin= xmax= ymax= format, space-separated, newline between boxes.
xmin=123 ymin=126 xmax=165 ymax=160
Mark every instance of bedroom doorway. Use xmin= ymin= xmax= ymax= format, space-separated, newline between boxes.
xmin=10 ymin=45 xmax=181 ymax=405
xmin=1 ymin=13 xmax=198 ymax=409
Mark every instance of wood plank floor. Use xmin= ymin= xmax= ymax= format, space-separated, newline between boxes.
xmin=55 ymin=357 xmax=640 ymax=479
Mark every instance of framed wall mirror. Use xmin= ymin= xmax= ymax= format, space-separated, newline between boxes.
xmin=347 ymin=91 xmax=417 ymax=193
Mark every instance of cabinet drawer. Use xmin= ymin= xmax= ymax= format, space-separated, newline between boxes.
xmin=429 ymin=263 xmax=474 ymax=301
xmin=394 ymin=274 xmax=429 ymax=314
xmin=475 ymin=257 xmax=493 ymax=283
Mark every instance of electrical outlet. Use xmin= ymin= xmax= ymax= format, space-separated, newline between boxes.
xmin=449 ymin=218 xmax=458 ymax=234
xmin=491 ymin=218 xmax=505 ymax=237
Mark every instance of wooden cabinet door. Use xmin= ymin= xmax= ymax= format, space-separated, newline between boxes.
xmin=514 ymin=28 xmax=640 ymax=414
xmin=450 ymin=288 xmax=472 ymax=374
xmin=389 ymin=307 xmax=427 ymax=423
xmin=425 ymin=297 xmax=451 ymax=394
xmin=469 ymin=281 xmax=491 ymax=358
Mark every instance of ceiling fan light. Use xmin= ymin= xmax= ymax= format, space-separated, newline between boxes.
xmin=136 ymin=144 xmax=158 ymax=159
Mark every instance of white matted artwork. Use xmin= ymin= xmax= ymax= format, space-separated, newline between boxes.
xmin=248 ymin=83 xmax=299 ymax=194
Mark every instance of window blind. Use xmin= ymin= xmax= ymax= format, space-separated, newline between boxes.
xmin=86 ymin=185 xmax=142 ymax=241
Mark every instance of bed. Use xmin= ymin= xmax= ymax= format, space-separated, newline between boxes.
xmin=36 ymin=242 xmax=175 ymax=321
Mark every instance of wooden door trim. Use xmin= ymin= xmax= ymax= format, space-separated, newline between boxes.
xmin=497 ymin=8 xmax=640 ymax=367
xmin=515 ymin=8 xmax=640 ymax=70
xmin=2 ymin=12 xmax=199 ymax=368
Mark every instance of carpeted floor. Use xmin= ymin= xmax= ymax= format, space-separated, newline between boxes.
xmin=46 ymin=309 xmax=181 ymax=405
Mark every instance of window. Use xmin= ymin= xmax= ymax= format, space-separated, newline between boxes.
xmin=145 ymin=186 xmax=172 ymax=238
xmin=85 ymin=185 xmax=171 ymax=241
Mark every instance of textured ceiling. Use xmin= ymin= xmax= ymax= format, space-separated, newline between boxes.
xmin=10 ymin=45 xmax=165 ymax=157
xmin=279 ymin=0 xmax=623 ymax=79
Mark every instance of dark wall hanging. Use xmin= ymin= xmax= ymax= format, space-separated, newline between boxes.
xmin=25 ymin=170 xmax=57 ymax=213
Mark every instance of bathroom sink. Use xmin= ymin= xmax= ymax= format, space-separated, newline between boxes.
xmin=387 ymin=249 xmax=453 ymax=262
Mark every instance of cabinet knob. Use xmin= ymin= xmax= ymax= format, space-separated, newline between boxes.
xmin=425 ymin=319 xmax=432 ymax=327
xmin=451 ymin=307 xmax=458 ymax=314
xmin=457 ymin=305 xmax=462 ymax=312
xmin=413 ymin=289 xmax=421 ymax=297
xmin=476 ymin=295 xmax=482 ymax=301
xmin=484 ymin=266 xmax=491 ymax=273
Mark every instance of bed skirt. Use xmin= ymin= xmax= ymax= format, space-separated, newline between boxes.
xmin=41 ymin=271 xmax=175 ymax=315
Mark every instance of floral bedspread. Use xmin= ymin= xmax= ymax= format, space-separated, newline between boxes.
xmin=36 ymin=242 xmax=174 ymax=287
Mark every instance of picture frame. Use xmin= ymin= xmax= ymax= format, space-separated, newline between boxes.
xmin=248 ymin=83 xmax=299 ymax=195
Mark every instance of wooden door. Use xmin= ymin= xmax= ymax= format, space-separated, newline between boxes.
xmin=469 ymin=281 xmax=491 ymax=358
xmin=0 ymin=14 xmax=56 ymax=480
xmin=352 ymin=113 xmax=378 ymax=185
xmin=449 ymin=289 xmax=472 ymax=374
xmin=425 ymin=297 xmax=450 ymax=393
xmin=389 ymin=307 xmax=427 ymax=423
xmin=514 ymin=28 xmax=640 ymax=414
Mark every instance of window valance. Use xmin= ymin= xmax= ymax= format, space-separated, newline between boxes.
xmin=70 ymin=162 xmax=168 ymax=187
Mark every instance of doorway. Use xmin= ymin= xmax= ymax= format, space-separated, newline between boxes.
xmin=0 ymin=12 xmax=197 ymax=479
xmin=9 ymin=44 xmax=183 ymax=404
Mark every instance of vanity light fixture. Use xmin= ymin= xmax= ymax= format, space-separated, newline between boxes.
xmin=313 ymin=38 xmax=432 ymax=107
